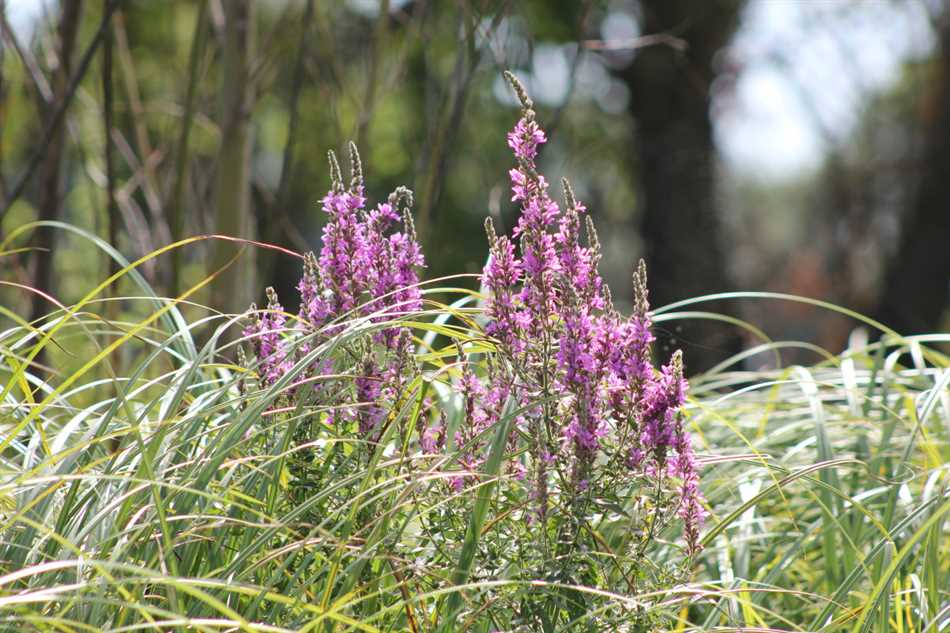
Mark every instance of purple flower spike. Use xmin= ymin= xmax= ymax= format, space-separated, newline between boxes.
xmin=507 ymin=117 xmax=547 ymax=161
xmin=244 ymin=287 xmax=293 ymax=388
xmin=355 ymin=359 xmax=386 ymax=436
xmin=317 ymin=185 xmax=368 ymax=318
xmin=640 ymin=351 xmax=688 ymax=456
xmin=483 ymin=218 xmax=525 ymax=353
xmin=476 ymin=75 xmax=704 ymax=553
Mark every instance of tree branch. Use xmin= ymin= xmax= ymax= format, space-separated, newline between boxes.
xmin=0 ymin=0 xmax=122 ymax=218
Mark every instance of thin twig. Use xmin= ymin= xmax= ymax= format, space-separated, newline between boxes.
xmin=355 ymin=0 xmax=389 ymax=152
xmin=246 ymin=1 xmax=298 ymax=93
xmin=273 ymin=0 xmax=314 ymax=216
xmin=0 ymin=9 xmax=53 ymax=105
xmin=112 ymin=9 xmax=167 ymax=236
xmin=582 ymin=32 xmax=687 ymax=52
xmin=416 ymin=2 xmax=500 ymax=244
xmin=102 ymin=1 xmax=119 ymax=288
xmin=211 ymin=0 xmax=257 ymax=317
xmin=170 ymin=0 xmax=209 ymax=297
xmin=259 ymin=0 xmax=315 ymax=260
xmin=29 ymin=0 xmax=82 ymax=351
xmin=545 ymin=0 xmax=595 ymax=144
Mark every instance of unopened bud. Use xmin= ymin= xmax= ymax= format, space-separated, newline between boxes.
xmin=633 ymin=258 xmax=649 ymax=319
xmin=562 ymin=177 xmax=577 ymax=211
xmin=265 ymin=287 xmax=280 ymax=310
xmin=671 ymin=349 xmax=684 ymax=382
xmin=402 ymin=206 xmax=418 ymax=242
xmin=327 ymin=150 xmax=343 ymax=192
xmin=347 ymin=141 xmax=363 ymax=191
xmin=484 ymin=216 xmax=498 ymax=247
xmin=388 ymin=185 xmax=414 ymax=208
xmin=503 ymin=70 xmax=535 ymax=119
xmin=585 ymin=215 xmax=600 ymax=255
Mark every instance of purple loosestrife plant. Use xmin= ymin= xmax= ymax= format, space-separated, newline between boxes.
xmin=244 ymin=143 xmax=425 ymax=442
xmin=468 ymin=73 xmax=707 ymax=619
xmin=449 ymin=345 xmax=524 ymax=493
xmin=315 ymin=149 xmax=368 ymax=322
xmin=241 ymin=145 xmax=431 ymax=624
xmin=241 ymin=74 xmax=708 ymax=630
xmin=292 ymin=145 xmax=425 ymax=343
xmin=364 ymin=187 xmax=424 ymax=349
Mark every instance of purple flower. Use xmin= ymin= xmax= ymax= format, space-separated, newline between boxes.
xmin=298 ymin=251 xmax=332 ymax=332
xmin=355 ymin=359 xmax=386 ymax=437
xmin=364 ymin=195 xmax=425 ymax=348
xmin=477 ymin=86 xmax=706 ymax=554
xmin=557 ymin=312 xmax=597 ymax=387
xmin=420 ymin=421 xmax=445 ymax=454
xmin=293 ymin=156 xmax=425 ymax=370
xmin=449 ymin=364 xmax=489 ymax=490
xmin=670 ymin=419 xmax=707 ymax=556
xmin=507 ymin=117 xmax=547 ymax=161
xmin=244 ymin=287 xmax=293 ymax=387
xmin=483 ymin=219 xmax=525 ymax=353
xmin=557 ymin=309 xmax=611 ymax=463
xmin=317 ymin=187 xmax=368 ymax=318
xmin=640 ymin=351 xmax=688 ymax=456
xmin=388 ymin=228 xmax=425 ymax=311
xmin=447 ymin=353 xmax=520 ymax=492
xmin=246 ymin=146 xmax=428 ymax=456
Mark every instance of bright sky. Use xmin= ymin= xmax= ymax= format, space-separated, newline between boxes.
xmin=716 ymin=0 xmax=935 ymax=177
xmin=6 ymin=0 xmax=43 ymax=34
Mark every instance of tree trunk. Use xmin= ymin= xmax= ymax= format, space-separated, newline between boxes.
xmin=621 ymin=0 xmax=743 ymax=372
xmin=875 ymin=11 xmax=950 ymax=336
xmin=30 ymin=1 xmax=81 ymax=326
xmin=211 ymin=0 xmax=256 ymax=319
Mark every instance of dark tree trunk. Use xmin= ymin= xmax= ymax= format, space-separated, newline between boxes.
xmin=621 ymin=0 xmax=743 ymax=372
xmin=875 ymin=13 xmax=950 ymax=336
xmin=30 ymin=1 xmax=82 ymax=326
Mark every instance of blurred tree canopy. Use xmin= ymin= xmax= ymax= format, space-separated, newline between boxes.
xmin=1 ymin=0 xmax=947 ymax=372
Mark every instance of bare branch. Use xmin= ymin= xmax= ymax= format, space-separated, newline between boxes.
xmin=170 ymin=0 xmax=210 ymax=297
xmin=102 ymin=0 xmax=119 ymax=288
xmin=0 ymin=10 xmax=53 ymax=104
xmin=0 ymin=0 xmax=122 ymax=217
xmin=582 ymin=33 xmax=688 ymax=52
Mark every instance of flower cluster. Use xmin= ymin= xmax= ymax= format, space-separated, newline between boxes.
xmin=450 ymin=352 xmax=522 ymax=492
xmin=473 ymin=72 xmax=707 ymax=554
xmin=295 ymin=148 xmax=424 ymax=343
xmin=244 ymin=143 xmax=425 ymax=438
xmin=238 ymin=77 xmax=709 ymax=633
xmin=243 ymin=77 xmax=707 ymax=557
xmin=242 ymin=287 xmax=293 ymax=387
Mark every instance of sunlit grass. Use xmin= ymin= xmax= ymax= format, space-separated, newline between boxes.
xmin=1 ymin=226 xmax=947 ymax=631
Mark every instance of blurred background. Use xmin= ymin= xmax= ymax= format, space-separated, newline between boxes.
xmin=1 ymin=0 xmax=948 ymax=372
